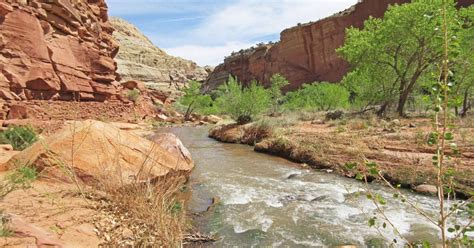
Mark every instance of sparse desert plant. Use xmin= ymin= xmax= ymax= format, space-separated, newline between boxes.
xmin=6 ymin=164 xmax=38 ymax=189
xmin=0 ymin=210 xmax=11 ymax=237
xmin=0 ymin=125 xmax=38 ymax=150
xmin=127 ymin=88 xmax=140 ymax=103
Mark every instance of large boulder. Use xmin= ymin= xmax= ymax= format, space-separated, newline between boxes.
xmin=7 ymin=120 xmax=193 ymax=185
xmin=150 ymin=133 xmax=193 ymax=167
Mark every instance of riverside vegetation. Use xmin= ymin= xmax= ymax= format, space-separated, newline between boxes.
xmin=178 ymin=0 xmax=473 ymax=246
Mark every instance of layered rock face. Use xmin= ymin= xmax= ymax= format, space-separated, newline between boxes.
xmin=110 ymin=17 xmax=208 ymax=95
xmin=204 ymin=0 xmax=407 ymax=91
xmin=0 ymin=0 xmax=120 ymax=102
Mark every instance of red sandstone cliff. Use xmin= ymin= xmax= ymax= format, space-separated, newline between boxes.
xmin=0 ymin=0 xmax=120 ymax=102
xmin=204 ymin=0 xmax=473 ymax=92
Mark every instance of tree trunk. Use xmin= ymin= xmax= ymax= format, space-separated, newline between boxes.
xmin=397 ymin=91 xmax=410 ymax=117
xmin=461 ymin=87 xmax=471 ymax=118
xmin=184 ymin=101 xmax=195 ymax=121
xmin=377 ymin=101 xmax=389 ymax=117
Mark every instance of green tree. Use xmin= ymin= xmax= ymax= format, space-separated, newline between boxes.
xmin=215 ymin=76 xmax=270 ymax=124
xmin=178 ymin=81 xmax=213 ymax=121
xmin=283 ymin=83 xmax=349 ymax=111
xmin=268 ymin=74 xmax=289 ymax=115
xmin=338 ymin=0 xmax=460 ymax=116
xmin=454 ymin=6 xmax=474 ymax=117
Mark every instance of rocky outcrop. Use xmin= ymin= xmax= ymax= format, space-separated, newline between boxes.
xmin=8 ymin=120 xmax=194 ymax=185
xmin=0 ymin=0 xmax=121 ymax=102
xmin=110 ymin=17 xmax=208 ymax=95
xmin=204 ymin=0 xmax=473 ymax=91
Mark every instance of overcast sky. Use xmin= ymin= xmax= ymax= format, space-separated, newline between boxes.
xmin=107 ymin=0 xmax=357 ymax=66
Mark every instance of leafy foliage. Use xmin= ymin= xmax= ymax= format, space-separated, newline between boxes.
xmin=0 ymin=126 xmax=38 ymax=151
xmin=338 ymin=0 xmax=461 ymax=116
xmin=283 ymin=83 xmax=350 ymax=111
xmin=268 ymin=74 xmax=289 ymax=115
xmin=215 ymin=76 xmax=271 ymax=124
xmin=177 ymin=81 xmax=214 ymax=120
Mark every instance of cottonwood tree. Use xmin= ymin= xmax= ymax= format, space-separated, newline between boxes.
xmin=215 ymin=76 xmax=270 ymax=124
xmin=338 ymin=0 xmax=460 ymax=116
xmin=178 ymin=81 xmax=213 ymax=121
xmin=268 ymin=74 xmax=289 ymax=115
xmin=453 ymin=6 xmax=474 ymax=117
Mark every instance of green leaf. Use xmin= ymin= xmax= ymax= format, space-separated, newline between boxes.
xmin=345 ymin=162 xmax=357 ymax=170
xmin=422 ymin=240 xmax=431 ymax=248
xmin=444 ymin=132 xmax=454 ymax=141
xmin=355 ymin=173 xmax=364 ymax=181
xmin=368 ymin=168 xmax=378 ymax=175
xmin=448 ymin=227 xmax=455 ymax=233
xmin=368 ymin=217 xmax=376 ymax=227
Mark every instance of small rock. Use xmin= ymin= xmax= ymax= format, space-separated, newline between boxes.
xmin=413 ymin=184 xmax=438 ymax=195
xmin=409 ymin=123 xmax=416 ymax=128
xmin=122 ymin=228 xmax=134 ymax=238
xmin=0 ymin=144 xmax=13 ymax=151
xmin=391 ymin=119 xmax=401 ymax=126
xmin=287 ymin=173 xmax=299 ymax=179
xmin=311 ymin=119 xmax=325 ymax=125
xmin=311 ymin=195 xmax=329 ymax=202
xmin=203 ymin=115 xmax=222 ymax=124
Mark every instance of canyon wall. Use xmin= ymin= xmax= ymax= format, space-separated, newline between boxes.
xmin=110 ymin=17 xmax=209 ymax=96
xmin=0 ymin=0 xmax=120 ymax=102
xmin=204 ymin=0 xmax=473 ymax=92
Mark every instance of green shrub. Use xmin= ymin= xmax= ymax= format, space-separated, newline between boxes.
xmin=283 ymin=82 xmax=350 ymax=111
xmin=127 ymin=89 xmax=140 ymax=102
xmin=0 ymin=126 xmax=38 ymax=150
xmin=215 ymin=76 xmax=270 ymax=124
xmin=176 ymin=81 xmax=215 ymax=120
xmin=7 ymin=165 xmax=38 ymax=188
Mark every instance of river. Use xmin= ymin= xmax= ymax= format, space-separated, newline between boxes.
xmin=162 ymin=126 xmax=452 ymax=247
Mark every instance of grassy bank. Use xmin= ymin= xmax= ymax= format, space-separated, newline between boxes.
xmin=209 ymin=113 xmax=474 ymax=198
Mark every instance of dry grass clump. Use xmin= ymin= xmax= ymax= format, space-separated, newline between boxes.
xmin=93 ymin=172 xmax=189 ymax=247
xmin=242 ymin=120 xmax=274 ymax=145
xmin=347 ymin=119 xmax=369 ymax=130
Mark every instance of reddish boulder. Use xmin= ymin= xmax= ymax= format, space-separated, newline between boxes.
xmin=122 ymin=80 xmax=147 ymax=92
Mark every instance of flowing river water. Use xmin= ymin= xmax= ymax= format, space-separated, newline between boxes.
xmin=161 ymin=126 xmax=451 ymax=247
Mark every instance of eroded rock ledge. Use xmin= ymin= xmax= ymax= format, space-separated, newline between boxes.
xmin=0 ymin=0 xmax=120 ymax=102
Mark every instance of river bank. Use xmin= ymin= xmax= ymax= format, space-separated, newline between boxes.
xmin=209 ymin=114 xmax=474 ymax=198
